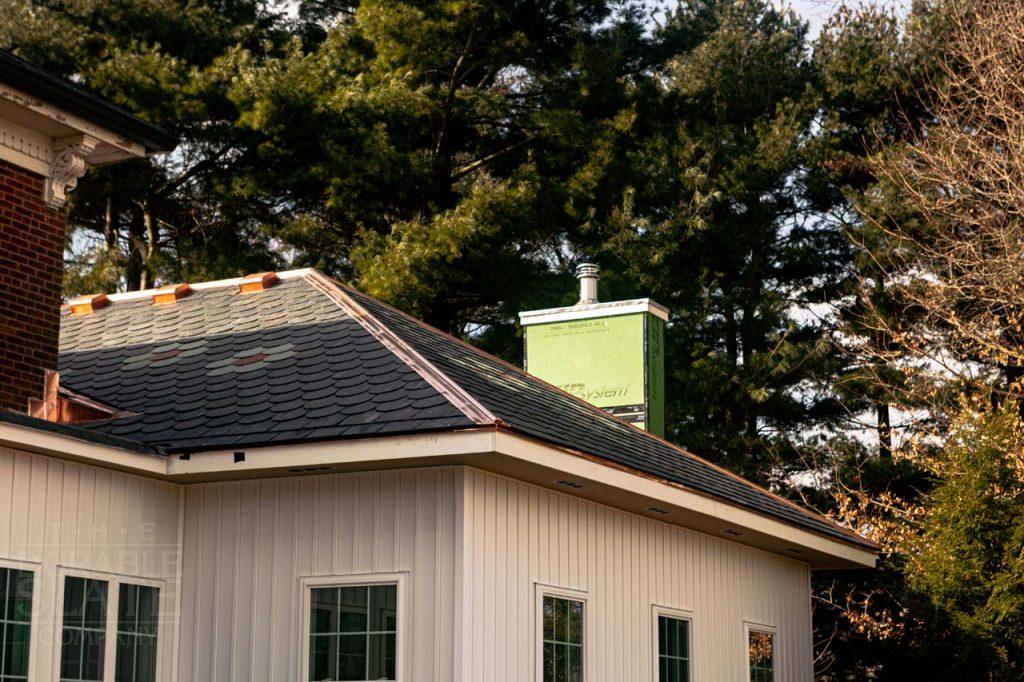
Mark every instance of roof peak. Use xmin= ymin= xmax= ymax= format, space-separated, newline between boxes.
xmin=65 ymin=268 xmax=319 ymax=306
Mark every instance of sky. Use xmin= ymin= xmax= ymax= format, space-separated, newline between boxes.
xmin=786 ymin=0 xmax=909 ymax=37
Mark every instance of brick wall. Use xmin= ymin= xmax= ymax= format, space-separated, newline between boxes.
xmin=0 ymin=159 xmax=66 ymax=412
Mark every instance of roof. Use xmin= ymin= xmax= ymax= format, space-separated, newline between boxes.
xmin=57 ymin=269 xmax=872 ymax=550
xmin=0 ymin=49 xmax=177 ymax=153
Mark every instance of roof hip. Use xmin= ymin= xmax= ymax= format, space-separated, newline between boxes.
xmin=305 ymin=271 xmax=497 ymax=426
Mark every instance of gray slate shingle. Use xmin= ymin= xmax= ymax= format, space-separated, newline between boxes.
xmin=59 ymin=277 xmax=474 ymax=449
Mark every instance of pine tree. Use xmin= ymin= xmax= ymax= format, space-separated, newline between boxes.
xmin=1 ymin=0 xmax=291 ymax=291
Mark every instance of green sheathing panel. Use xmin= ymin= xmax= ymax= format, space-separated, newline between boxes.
xmin=645 ymin=314 xmax=665 ymax=437
xmin=524 ymin=311 xmax=664 ymax=436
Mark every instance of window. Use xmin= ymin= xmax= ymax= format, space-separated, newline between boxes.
xmin=541 ymin=595 xmax=583 ymax=682
xmin=656 ymin=615 xmax=690 ymax=682
xmin=61 ymin=577 xmax=107 ymax=682
xmin=308 ymin=584 xmax=397 ymax=681
xmin=59 ymin=574 xmax=160 ymax=682
xmin=747 ymin=628 xmax=775 ymax=682
xmin=0 ymin=566 xmax=33 ymax=681
xmin=115 ymin=584 xmax=158 ymax=682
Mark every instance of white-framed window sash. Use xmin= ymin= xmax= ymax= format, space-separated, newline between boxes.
xmin=0 ymin=557 xmax=41 ymax=682
xmin=298 ymin=571 xmax=408 ymax=682
xmin=651 ymin=604 xmax=694 ymax=682
xmin=744 ymin=620 xmax=778 ymax=682
xmin=535 ymin=582 xmax=589 ymax=682
xmin=53 ymin=566 xmax=165 ymax=682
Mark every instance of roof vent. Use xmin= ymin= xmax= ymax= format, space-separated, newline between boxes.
xmin=576 ymin=263 xmax=599 ymax=304
xmin=67 ymin=293 xmax=109 ymax=315
xmin=152 ymin=283 xmax=191 ymax=305
xmin=238 ymin=272 xmax=279 ymax=293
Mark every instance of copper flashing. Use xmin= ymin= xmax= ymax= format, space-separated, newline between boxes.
xmin=152 ymin=283 xmax=191 ymax=305
xmin=67 ymin=293 xmax=110 ymax=315
xmin=238 ymin=272 xmax=279 ymax=293
xmin=306 ymin=271 xmax=497 ymax=426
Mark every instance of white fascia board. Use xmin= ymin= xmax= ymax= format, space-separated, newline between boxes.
xmin=0 ymin=420 xmax=168 ymax=475
xmin=164 ymin=428 xmax=497 ymax=477
xmin=518 ymin=298 xmax=669 ymax=325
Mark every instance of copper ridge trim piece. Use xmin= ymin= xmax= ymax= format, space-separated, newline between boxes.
xmin=305 ymin=271 xmax=497 ymax=426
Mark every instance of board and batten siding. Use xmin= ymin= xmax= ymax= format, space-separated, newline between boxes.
xmin=0 ymin=445 xmax=182 ymax=681
xmin=176 ymin=467 xmax=463 ymax=682
xmin=461 ymin=467 xmax=814 ymax=682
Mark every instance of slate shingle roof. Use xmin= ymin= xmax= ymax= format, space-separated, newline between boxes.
xmin=58 ymin=269 xmax=871 ymax=550
xmin=59 ymin=276 xmax=474 ymax=449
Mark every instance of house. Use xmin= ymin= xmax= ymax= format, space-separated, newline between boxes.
xmin=0 ymin=52 xmax=875 ymax=682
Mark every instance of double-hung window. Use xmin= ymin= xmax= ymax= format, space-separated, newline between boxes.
xmin=0 ymin=565 xmax=34 ymax=681
xmin=59 ymin=573 xmax=161 ymax=682
xmin=540 ymin=592 xmax=584 ymax=682
xmin=306 ymin=579 xmax=400 ymax=681
xmin=747 ymin=626 xmax=775 ymax=682
xmin=654 ymin=610 xmax=691 ymax=682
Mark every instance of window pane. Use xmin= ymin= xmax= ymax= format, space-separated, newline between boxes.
xmin=553 ymin=600 xmax=567 ymax=642
xmin=309 ymin=635 xmax=337 ymax=680
xmin=61 ymin=577 xmax=108 ymax=682
xmin=2 ymin=623 xmax=29 ymax=675
xmin=134 ymin=634 xmax=157 ymax=682
xmin=118 ymin=585 xmax=139 ymax=634
xmin=658 ymin=616 xmax=690 ymax=682
xmin=63 ymin=578 xmax=85 ymax=628
xmin=567 ymin=643 xmax=582 ymax=682
xmin=311 ymin=588 xmax=339 ymax=634
xmin=748 ymin=629 xmax=775 ymax=682
xmin=337 ymin=633 xmax=366 ymax=679
xmin=82 ymin=630 xmax=105 ymax=680
xmin=367 ymin=633 xmax=396 ymax=680
xmin=4 ymin=570 xmax=32 ymax=623
xmin=0 ymin=569 xmax=32 ymax=680
xmin=369 ymin=586 xmax=397 ymax=632
xmin=308 ymin=584 xmax=398 ymax=681
xmin=115 ymin=635 xmax=134 ymax=682
xmin=543 ymin=642 xmax=555 ymax=681
xmin=566 ymin=601 xmax=582 ymax=644
xmin=83 ymin=582 xmax=107 ymax=630
xmin=137 ymin=587 xmax=159 ymax=637
xmin=338 ymin=587 xmax=368 ymax=633
xmin=542 ymin=597 xmax=584 ymax=682
xmin=60 ymin=629 xmax=83 ymax=680
xmin=116 ymin=584 xmax=159 ymax=682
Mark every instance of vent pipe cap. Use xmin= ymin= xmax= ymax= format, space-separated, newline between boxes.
xmin=576 ymin=263 xmax=600 ymax=304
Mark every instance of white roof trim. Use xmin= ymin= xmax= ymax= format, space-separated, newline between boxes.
xmin=97 ymin=268 xmax=317 ymax=303
xmin=519 ymin=298 xmax=669 ymax=325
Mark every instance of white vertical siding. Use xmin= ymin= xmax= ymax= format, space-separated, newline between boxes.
xmin=0 ymin=445 xmax=181 ymax=681
xmin=176 ymin=467 xmax=462 ymax=682
xmin=461 ymin=467 xmax=814 ymax=682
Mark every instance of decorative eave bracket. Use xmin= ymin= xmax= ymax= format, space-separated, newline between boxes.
xmin=45 ymin=134 xmax=99 ymax=209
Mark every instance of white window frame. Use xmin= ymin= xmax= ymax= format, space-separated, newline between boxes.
xmin=0 ymin=557 xmax=41 ymax=682
xmin=744 ymin=620 xmax=778 ymax=682
xmin=534 ymin=582 xmax=589 ymax=682
xmin=298 ymin=572 xmax=408 ymax=682
xmin=651 ymin=604 xmax=694 ymax=682
xmin=52 ymin=566 xmax=166 ymax=682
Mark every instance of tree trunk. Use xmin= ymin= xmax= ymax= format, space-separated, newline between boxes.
xmin=877 ymin=402 xmax=892 ymax=459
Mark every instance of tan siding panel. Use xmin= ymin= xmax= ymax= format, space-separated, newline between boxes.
xmin=0 ymin=446 xmax=180 ymax=682
xmin=176 ymin=467 xmax=462 ymax=682
xmin=461 ymin=467 xmax=813 ymax=682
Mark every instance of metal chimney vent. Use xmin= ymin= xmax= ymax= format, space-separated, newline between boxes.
xmin=576 ymin=263 xmax=600 ymax=304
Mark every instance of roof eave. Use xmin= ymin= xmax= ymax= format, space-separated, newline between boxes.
xmin=0 ymin=49 xmax=177 ymax=153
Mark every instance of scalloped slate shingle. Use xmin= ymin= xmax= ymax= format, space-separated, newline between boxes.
xmin=59 ymin=277 xmax=474 ymax=449
xmin=56 ymin=271 xmax=870 ymax=549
